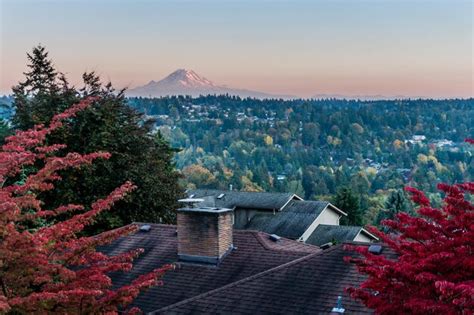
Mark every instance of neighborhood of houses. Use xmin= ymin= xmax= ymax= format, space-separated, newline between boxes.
xmin=102 ymin=189 xmax=388 ymax=314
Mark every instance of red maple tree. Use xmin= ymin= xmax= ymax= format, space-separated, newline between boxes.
xmin=0 ymin=97 xmax=173 ymax=314
xmin=347 ymin=140 xmax=474 ymax=314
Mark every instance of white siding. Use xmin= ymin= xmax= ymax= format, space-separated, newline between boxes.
xmin=299 ymin=207 xmax=342 ymax=242
xmin=313 ymin=208 xmax=340 ymax=226
xmin=354 ymin=232 xmax=373 ymax=243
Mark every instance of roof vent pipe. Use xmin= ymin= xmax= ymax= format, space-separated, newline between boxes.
xmin=330 ymin=296 xmax=345 ymax=314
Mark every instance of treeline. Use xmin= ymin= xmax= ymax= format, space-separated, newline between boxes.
xmin=128 ymin=95 xmax=473 ymax=224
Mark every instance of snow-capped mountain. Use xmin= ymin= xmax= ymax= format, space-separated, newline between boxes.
xmin=127 ymin=69 xmax=295 ymax=99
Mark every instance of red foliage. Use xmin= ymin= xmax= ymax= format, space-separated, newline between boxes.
xmin=346 ymin=173 xmax=474 ymax=313
xmin=0 ymin=98 xmax=173 ymax=314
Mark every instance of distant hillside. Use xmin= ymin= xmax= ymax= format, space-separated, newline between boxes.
xmin=127 ymin=95 xmax=473 ymax=226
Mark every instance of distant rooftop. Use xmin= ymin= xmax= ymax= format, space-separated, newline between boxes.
xmin=187 ymin=189 xmax=301 ymax=210
xmin=242 ymin=200 xmax=330 ymax=239
xmin=306 ymin=224 xmax=377 ymax=246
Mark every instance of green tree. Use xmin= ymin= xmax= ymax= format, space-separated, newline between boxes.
xmin=12 ymin=45 xmax=77 ymax=129
xmin=0 ymin=119 xmax=11 ymax=144
xmin=11 ymin=46 xmax=183 ymax=232
xmin=333 ymin=186 xmax=364 ymax=225
xmin=375 ymin=189 xmax=411 ymax=228
xmin=302 ymin=122 xmax=320 ymax=146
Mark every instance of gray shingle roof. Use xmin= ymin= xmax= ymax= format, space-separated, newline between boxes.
xmin=306 ymin=224 xmax=366 ymax=246
xmin=242 ymin=200 xmax=330 ymax=239
xmin=187 ymin=189 xmax=300 ymax=210
xmin=155 ymin=243 xmax=383 ymax=314
xmin=99 ymin=223 xmax=318 ymax=313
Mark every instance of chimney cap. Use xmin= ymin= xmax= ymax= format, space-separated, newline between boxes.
xmin=178 ymin=206 xmax=234 ymax=214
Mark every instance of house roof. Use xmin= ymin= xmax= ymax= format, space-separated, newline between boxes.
xmin=99 ymin=223 xmax=319 ymax=313
xmin=242 ymin=200 xmax=330 ymax=239
xmin=306 ymin=224 xmax=377 ymax=246
xmin=154 ymin=243 xmax=379 ymax=314
xmin=186 ymin=189 xmax=301 ymax=210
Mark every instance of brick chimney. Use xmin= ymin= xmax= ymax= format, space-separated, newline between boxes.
xmin=177 ymin=207 xmax=234 ymax=264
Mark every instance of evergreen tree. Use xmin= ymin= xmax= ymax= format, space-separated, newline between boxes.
xmin=333 ymin=186 xmax=364 ymax=225
xmin=12 ymin=45 xmax=74 ymax=129
xmin=11 ymin=46 xmax=182 ymax=232
xmin=375 ymin=189 xmax=411 ymax=228
xmin=0 ymin=119 xmax=11 ymax=144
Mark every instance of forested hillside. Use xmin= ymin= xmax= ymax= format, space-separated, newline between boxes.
xmin=128 ymin=95 xmax=473 ymax=224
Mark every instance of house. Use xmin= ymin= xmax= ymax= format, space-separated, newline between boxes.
xmin=242 ymin=200 xmax=346 ymax=242
xmin=100 ymin=205 xmax=386 ymax=314
xmin=186 ymin=189 xmax=302 ymax=228
xmin=185 ymin=189 xmax=378 ymax=244
xmin=405 ymin=135 xmax=426 ymax=146
xmin=306 ymin=224 xmax=378 ymax=246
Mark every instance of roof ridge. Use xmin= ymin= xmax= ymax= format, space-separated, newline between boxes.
xmin=252 ymin=231 xmax=272 ymax=250
xmin=252 ymin=231 xmax=317 ymax=253
xmin=191 ymin=189 xmax=295 ymax=196
xmin=131 ymin=222 xmax=176 ymax=228
xmin=152 ymin=244 xmax=343 ymax=314
xmin=253 ymin=231 xmax=275 ymax=251
xmin=318 ymin=224 xmax=362 ymax=229
xmin=289 ymin=199 xmax=329 ymax=203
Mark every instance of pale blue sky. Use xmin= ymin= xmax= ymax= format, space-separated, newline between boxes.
xmin=1 ymin=0 xmax=472 ymax=97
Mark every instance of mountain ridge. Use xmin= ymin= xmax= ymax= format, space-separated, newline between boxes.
xmin=126 ymin=69 xmax=296 ymax=99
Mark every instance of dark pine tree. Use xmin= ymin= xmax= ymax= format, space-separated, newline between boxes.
xmin=12 ymin=45 xmax=76 ymax=129
xmin=333 ymin=186 xmax=364 ymax=226
xmin=376 ymin=189 xmax=411 ymax=229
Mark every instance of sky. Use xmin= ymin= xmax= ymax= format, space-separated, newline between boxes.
xmin=0 ymin=0 xmax=472 ymax=98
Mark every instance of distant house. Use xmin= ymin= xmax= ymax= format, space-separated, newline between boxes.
xmin=405 ymin=134 xmax=426 ymax=145
xmin=101 ymin=206 xmax=388 ymax=313
xmin=186 ymin=189 xmax=378 ymax=245
xmin=276 ymin=174 xmax=286 ymax=181
xmin=432 ymin=139 xmax=454 ymax=148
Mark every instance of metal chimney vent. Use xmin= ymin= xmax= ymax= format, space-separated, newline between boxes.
xmin=139 ymin=224 xmax=151 ymax=232
xmin=269 ymin=234 xmax=281 ymax=242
